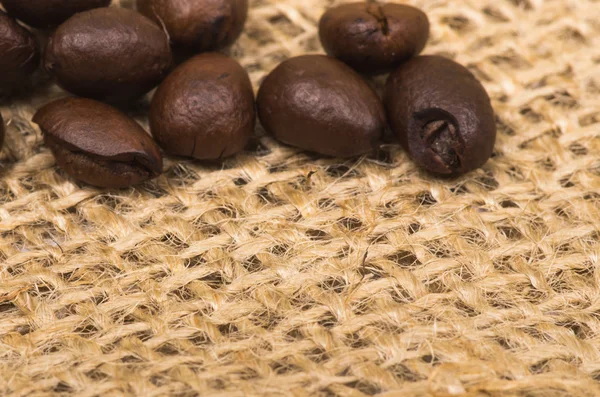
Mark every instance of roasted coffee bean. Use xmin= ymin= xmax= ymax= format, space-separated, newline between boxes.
xmin=137 ymin=0 xmax=248 ymax=52
xmin=0 ymin=113 xmax=4 ymax=150
xmin=0 ymin=11 xmax=39 ymax=98
xmin=384 ymin=55 xmax=496 ymax=175
xmin=257 ymin=55 xmax=385 ymax=158
xmin=0 ymin=0 xmax=111 ymax=29
xmin=319 ymin=2 xmax=429 ymax=75
xmin=33 ymin=97 xmax=163 ymax=188
xmin=44 ymin=8 xmax=172 ymax=103
xmin=150 ymin=53 xmax=255 ymax=160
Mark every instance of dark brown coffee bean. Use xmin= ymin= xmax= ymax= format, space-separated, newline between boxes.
xmin=0 ymin=113 xmax=4 ymax=150
xmin=257 ymin=55 xmax=386 ymax=158
xmin=137 ymin=0 xmax=248 ymax=52
xmin=44 ymin=8 xmax=172 ymax=103
xmin=0 ymin=0 xmax=111 ymax=29
xmin=33 ymin=97 xmax=163 ymax=188
xmin=319 ymin=2 xmax=429 ymax=75
xmin=150 ymin=53 xmax=255 ymax=160
xmin=0 ymin=11 xmax=39 ymax=98
xmin=384 ymin=55 xmax=496 ymax=175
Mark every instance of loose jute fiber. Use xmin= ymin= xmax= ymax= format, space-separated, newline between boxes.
xmin=1 ymin=0 xmax=600 ymax=396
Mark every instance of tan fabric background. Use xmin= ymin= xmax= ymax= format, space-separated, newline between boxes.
xmin=2 ymin=0 xmax=600 ymax=395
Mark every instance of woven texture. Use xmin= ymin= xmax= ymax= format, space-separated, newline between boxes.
xmin=2 ymin=0 xmax=600 ymax=395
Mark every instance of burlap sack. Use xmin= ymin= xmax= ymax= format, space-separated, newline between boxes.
xmin=1 ymin=0 xmax=600 ymax=395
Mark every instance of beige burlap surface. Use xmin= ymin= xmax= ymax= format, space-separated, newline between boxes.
xmin=1 ymin=0 xmax=600 ymax=395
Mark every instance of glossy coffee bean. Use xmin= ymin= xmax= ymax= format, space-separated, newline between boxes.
xmin=319 ymin=2 xmax=429 ymax=75
xmin=0 ymin=0 xmax=111 ymax=29
xmin=44 ymin=8 xmax=172 ymax=103
xmin=0 ymin=112 xmax=4 ymax=150
xmin=137 ymin=0 xmax=248 ymax=52
xmin=150 ymin=53 xmax=255 ymax=160
xmin=257 ymin=55 xmax=386 ymax=158
xmin=384 ymin=55 xmax=496 ymax=175
xmin=0 ymin=11 xmax=39 ymax=98
xmin=33 ymin=97 xmax=163 ymax=188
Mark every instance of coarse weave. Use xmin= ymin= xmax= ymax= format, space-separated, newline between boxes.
xmin=1 ymin=0 xmax=600 ymax=396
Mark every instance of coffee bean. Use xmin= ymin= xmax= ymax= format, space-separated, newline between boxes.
xmin=0 ymin=112 xmax=4 ymax=150
xmin=0 ymin=0 xmax=111 ymax=29
xmin=0 ymin=11 xmax=39 ymax=98
xmin=33 ymin=97 xmax=163 ymax=188
xmin=137 ymin=0 xmax=248 ymax=52
xmin=44 ymin=8 xmax=172 ymax=103
xmin=384 ymin=55 xmax=496 ymax=175
xmin=150 ymin=53 xmax=255 ymax=160
xmin=319 ymin=2 xmax=429 ymax=75
xmin=257 ymin=55 xmax=385 ymax=158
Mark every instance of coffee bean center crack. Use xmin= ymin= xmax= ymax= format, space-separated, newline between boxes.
xmin=422 ymin=120 xmax=462 ymax=170
xmin=366 ymin=3 xmax=389 ymax=35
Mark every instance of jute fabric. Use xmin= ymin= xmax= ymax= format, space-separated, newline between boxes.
xmin=1 ymin=0 xmax=600 ymax=395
